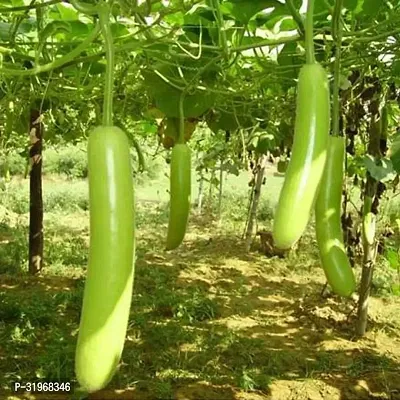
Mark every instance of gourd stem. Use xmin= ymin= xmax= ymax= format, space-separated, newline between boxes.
xmin=98 ymin=3 xmax=114 ymax=127
xmin=178 ymin=92 xmax=185 ymax=144
xmin=332 ymin=0 xmax=343 ymax=137
xmin=305 ymin=0 xmax=315 ymax=65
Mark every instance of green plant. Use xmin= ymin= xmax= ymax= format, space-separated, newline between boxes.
xmin=0 ymin=152 xmax=26 ymax=176
xmin=43 ymin=145 xmax=88 ymax=179
xmin=0 ymin=224 xmax=28 ymax=273
xmin=151 ymin=380 xmax=174 ymax=400
xmin=174 ymin=290 xmax=220 ymax=323
xmin=44 ymin=182 xmax=89 ymax=212
xmin=36 ymin=336 xmax=76 ymax=382
xmin=45 ymin=234 xmax=88 ymax=269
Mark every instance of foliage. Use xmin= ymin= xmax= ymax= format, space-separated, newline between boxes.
xmin=43 ymin=144 xmax=88 ymax=178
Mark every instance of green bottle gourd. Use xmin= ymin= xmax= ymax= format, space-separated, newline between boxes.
xmin=273 ymin=63 xmax=330 ymax=249
xmin=166 ymin=143 xmax=191 ymax=250
xmin=315 ymin=136 xmax=356 ymax=297
xmin=75 ymin=126 xmax=135 ymax=392
xmin=75 ymin=4 xmax=135 ymax=393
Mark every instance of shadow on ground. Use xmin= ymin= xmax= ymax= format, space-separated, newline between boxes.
xmin=0 ymin=225 xmax=399 ymax=400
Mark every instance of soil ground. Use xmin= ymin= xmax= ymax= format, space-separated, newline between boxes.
xmin=1 ymin=204 xmax=400 ymax=400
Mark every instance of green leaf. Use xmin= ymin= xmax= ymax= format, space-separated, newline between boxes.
xmin=360 ymin=0 xmax=384 ymax=15
xmin=279 ymin=17 xmax=297 ymax=32
xmin=0 ymin=20 xmax=35 ymax=40
xmin=346 ymin=155 xmax=365 ymax=177
xmin=385 ymin=248 xmax=399 ymax=270
xmin=277 ymin=42 xmax=303 ymax=81
xmin=206 ymin=107 xmax=252 ymax=133
xmin=141 ymin=121 xmax=158 ymax=134
xmin=64 ymin=21 xmax=90 ymax=39
xmin=391 ymin=283 xmax=400 ymax=296
xmin=63 ymin=61 xmax=106 ymax=76
xmin=142 ymin=65 xmax=215 ymax=118
xmin=0 ymin=22 xmax=11 ymax=41
xmin=345 ymin=0 xmax=384 ymax=15
xmin=256 ymin=133 xmax=275 ymax=154
xmin=111 ymin=23 xmax=130 ymax=38
xmin=343 ymin=0 xmax=359 ymax=11
xmin=224 ymin=163 xmax=240 ymax=176
xmin=0 ymin=0 xmax=23 ymax=5
xmin=222 ymin=0 xmax=282 ymax=24
xmin=392 ymin=60 xmax=400 ymax=77
xmin=314 ymin=0 xmax=331 ymax=14
xmin=164 ymin=11 xmax=185 ymax=26
xmin=363 ymin=155 xmax=396 ymax=182
xmin=388 ymin=132 xmax=400 ymax=173
xmin=53 ymin=3 xmax=79 ymax=20
xmin=339 ymin=75 xmax=352 ymax=90
xmin=263 ymin=4 xmax=293 ymax=29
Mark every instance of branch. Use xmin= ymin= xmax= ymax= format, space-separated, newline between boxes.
xmin=0 ymin=24 xmax=100 ymax=76
xmin=286 ymin=0 xmax=305 ymax=36
xmin=332 ymin=0 xmax=343 ymax=137
xmin=0 ymin=0 xmax=61 ymax=13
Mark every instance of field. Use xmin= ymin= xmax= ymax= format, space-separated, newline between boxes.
xmin=1 ymin=165 xmax=400 ymax=400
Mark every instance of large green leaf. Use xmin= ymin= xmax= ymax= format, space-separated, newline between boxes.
xmin=0 ymin=19 xmax=35 ymax=40
xmin=142 ymin=66 xmax=214 ymax=118
xmin=364 ymin=155 xmax=396 ymax=182
xmin=343 ymin=0 xmax=359 ymax=10
xmin=360 ymin=0 xmax=384 ymax=15
xmin=256 ymin=132 xmax=275 ymax=154
xmin=206 ymin=108 xmax=252 ymax=133
xmin=221 ymin=0 xmax=282 ymax=24
xmin=51 ymin=3 xmax=79 ymax=20
xmin=392 ymin=60 xmax=400 ymax=77
xmin=344 ymin=0 xmax=384 ymax=15
xmin=262 ymin=3 xmax=293 ymax=29
xmin=314 ymin=0 xmax=331 ymax=14
xmin=62 ymin=21 xmax=90 ymax=39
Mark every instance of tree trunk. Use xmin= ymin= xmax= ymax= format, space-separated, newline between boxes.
xmin=244 ymin=155 xmax=267 ymax=252
xmin=356 ymin=112 xmax=381 ymax=336
xmin=356 ymin=177 xmax=377 ymax=336
xmin=28 ymin=109 xmax=44 ymax=275
xmin=197 ymin=170 xmax=204 ymax=214
xmin=208 ymin=168 xmax=215 ymax=207
xmin=242 ymin=173 xmax=256 ymax=239
xmin=217 ymin=161 xmax=224 ymax=221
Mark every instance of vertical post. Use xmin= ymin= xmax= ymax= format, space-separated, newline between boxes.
xmin=356 ymin=111 xmax=381 ymax=336
xmin=28 ymin=108 xmax=44 ymax=275
xmin=197 ymin=170 xmax=204 ymax=214
xmin=217 ymin=159 xmax=224 ymax=221
xmin=244 ymin=155 xmax=267 ymax=252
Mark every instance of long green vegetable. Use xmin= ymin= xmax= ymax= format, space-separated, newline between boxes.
xmin=273 ymin=0 xmax=330 ymax=249
xmin=166 ymin=143 xmax=191 ymax=250
xmin=75 ymin=3 xmax=135 ymax=393
xmin=315 ymin=136 xmax=356 ymax=297
xmin=165 ymin=92 xmax=191 ymax=250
